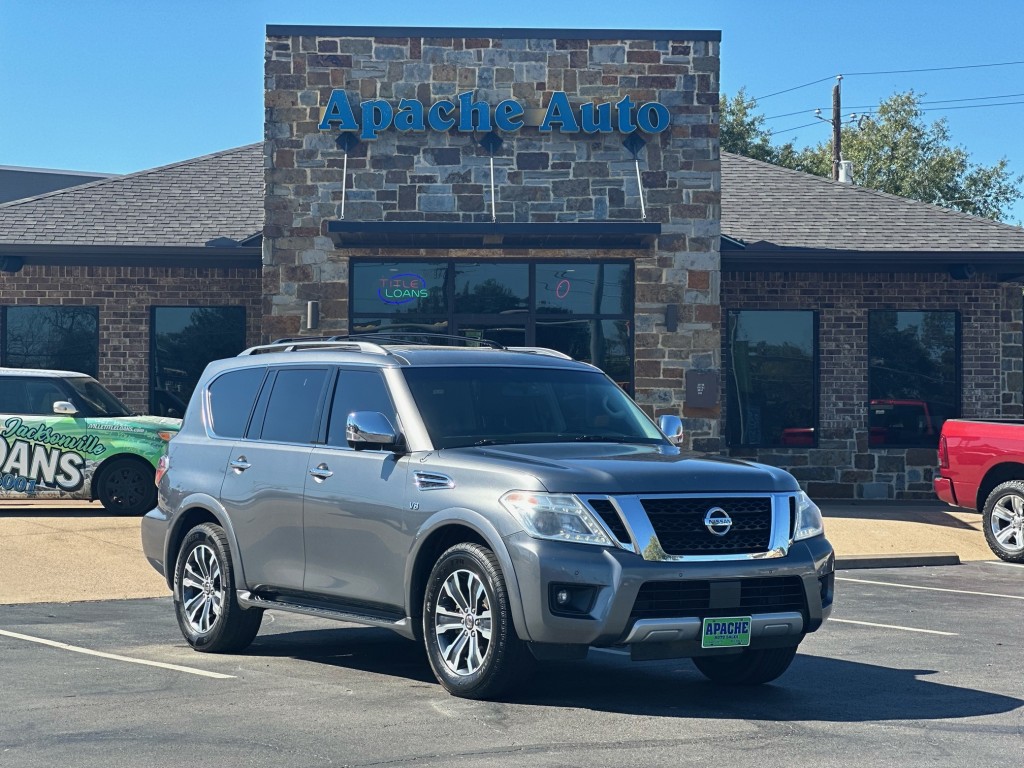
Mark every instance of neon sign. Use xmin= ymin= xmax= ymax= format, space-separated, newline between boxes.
xmin=378 ymin=273 xmax=429 ymax=305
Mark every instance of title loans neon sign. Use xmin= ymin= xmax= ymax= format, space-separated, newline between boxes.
xmin=378 ymin=273 xmax=429 ymax=305
xmin=319 ymin=90 xmax=671 ymax=141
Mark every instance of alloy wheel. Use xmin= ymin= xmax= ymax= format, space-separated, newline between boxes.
xmin=181 ymin=544 xmax=224 ymax=634
xmin=991 ymin=494 xmax=1024 ymax=553
xmin=434 ymin=569 xmax=492 ymax=676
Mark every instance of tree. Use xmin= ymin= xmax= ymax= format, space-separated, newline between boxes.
xmin=721 ymin=89 xmax=1024 ymax=222
xmin=719 ymin=88 xmax=796 ymax=165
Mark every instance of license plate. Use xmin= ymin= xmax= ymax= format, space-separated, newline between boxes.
xmin=701 ymin=616 xmax=752 ymax=648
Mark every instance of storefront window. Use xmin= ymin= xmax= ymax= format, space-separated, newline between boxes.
xmin=727 ymin=310 xmax=816 ymax=447
xmin=151 ymin=306 xmax=247 ymax=417
xmin=868 ymin=311 xmax=959 ymax=448
xmin=350 ymin=260 xmax=634 ymax=387
xmin=2 ymin=306 xmax=99 ymax=377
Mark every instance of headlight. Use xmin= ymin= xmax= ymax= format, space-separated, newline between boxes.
xmin=500 ymin=491 xmax=613 ymax=546
xmin=794 ymin=491 xmax=825 ymax=541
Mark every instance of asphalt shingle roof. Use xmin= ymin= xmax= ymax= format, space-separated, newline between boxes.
xmin=721 ymin=151 xmax=1024 ymax=252
xmin=0 ymin=144 xmax=263 ymax=248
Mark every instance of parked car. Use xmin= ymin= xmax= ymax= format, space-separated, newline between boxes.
xmin=868 ymin=399 xmax=936 ymax=446
xmin=0 ymin=368 xmax=181 ymax=515
xmin=141 ymin=336 xmax=833 ymax=699
xmin=935 ymin=418 xmax=1024 ymax=562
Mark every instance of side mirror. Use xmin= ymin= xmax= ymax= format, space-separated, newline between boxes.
xmin=657 ymin=415 xmax=684 ymax=445
xmin=53 ymin=401 xmax=79 ymax=416
xmin=346 ymin=411 xmax=400 ymax=450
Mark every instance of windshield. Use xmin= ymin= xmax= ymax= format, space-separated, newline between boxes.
xmin=64 ymin=377 xmax=132 ymax=417
xmin=402 ymin=366 xmax=665 ymax=449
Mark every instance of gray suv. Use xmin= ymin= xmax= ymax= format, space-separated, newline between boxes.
xmin=142 ymin=336 xmax=833 ymax=699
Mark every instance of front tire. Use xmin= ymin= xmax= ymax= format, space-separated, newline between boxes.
xmin=692 ymin=646 xmax=798 ymax=685
xmin=173 ymin=523 xmax=262 ymax=653
xmin=982 ymin=481 xmax=1024 ymax=563
xmin=96 ymin=457 xmax=157 ymax=516
xmin=423 ymin=542 xmax=532 ymax=699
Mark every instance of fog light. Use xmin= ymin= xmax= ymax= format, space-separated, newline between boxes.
xmin=556 ymin=589 xmax=570 ymax=605
xmin=548 ymin=583 xmax=599 ymax=617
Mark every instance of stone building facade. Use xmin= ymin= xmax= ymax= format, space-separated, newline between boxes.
xmin=263 ymin=25 xmax=723 ymax=440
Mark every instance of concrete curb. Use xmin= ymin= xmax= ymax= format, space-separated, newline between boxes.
xmin=836 ymin=552 xmax=961 ymax=570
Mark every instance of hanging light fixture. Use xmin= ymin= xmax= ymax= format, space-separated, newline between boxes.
xmin=335 ymin=131 xmax=361 ymax=220
xmin=622 ymin=132 xmax=648 ymax=221
xmin=477 ymin=130 xmax=504 ymax=223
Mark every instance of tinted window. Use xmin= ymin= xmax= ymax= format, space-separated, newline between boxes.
xmin=151 ymin=306 xmax=246 ymax=418
xmin=326 ymin=370 xmax=397 ymax=447
xmin=259 ymin=368 xmax=328 ymax=443
xmin=452 ymin=263 xmax=528 ymax=314
xmin=868 ymin=311 xmax=958 ymax=447
xmin=402 ymin=366 xmax=663 ymax=449
xmin=727 ymin=310 xmax=816 ymax=447
xmin=209 ymin=368 xmax=265 ymax=438
xmin=535 ymin=263 xmax=631 ymax=315
xmin=3 ymin=306 xmax=99 ymax=377
xmin=0 ymin=378 xmax=68 ymax=415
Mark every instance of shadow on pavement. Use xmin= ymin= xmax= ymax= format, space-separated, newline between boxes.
xmin=248 ymin=625 xmax=1022 ymax=722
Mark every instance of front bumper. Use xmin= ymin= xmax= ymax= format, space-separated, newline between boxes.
xmin=503 ymin=531 xmax=834 ymax=654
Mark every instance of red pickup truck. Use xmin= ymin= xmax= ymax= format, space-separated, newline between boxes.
xmin=935 ymin=419 xmax=1024 ymax=562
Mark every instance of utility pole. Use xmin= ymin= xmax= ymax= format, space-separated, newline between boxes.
xmin=832 ymin=75 xmax=842 ymax=180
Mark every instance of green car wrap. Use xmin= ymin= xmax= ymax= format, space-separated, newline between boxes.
xmin=0 ymin=414 xmax=180 ymax=500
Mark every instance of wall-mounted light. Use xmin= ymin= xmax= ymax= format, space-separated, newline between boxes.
xmin=0 ymin=256 xmax=24 ymax=273
xmin=335 ymin=132 xmax=361 ymax=220
xmin=306 ymin=300 xmax=320 ymax=331
xmin=664 ymin=303 xmax=679 ymax=332
xmin=622 ymin=132 xmax=648 ymax=221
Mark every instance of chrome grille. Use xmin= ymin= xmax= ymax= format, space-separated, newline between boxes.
xmin=640 ymin=497 xmax=773 ymax=555
xmin=630 ymin=577 xmax=806 ymax=620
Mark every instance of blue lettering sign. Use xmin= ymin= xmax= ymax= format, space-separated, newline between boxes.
xmin=394 ymin=98 xmax=426 ymax=131
xmin=539 ymin=91 xmax=580 ymax=133
xmin=494 ymin=99 xmax=525 ymax=131
xmin=317 ymin=90 xmax=671 ymax=137
xmin=318 ymin=91 xmax=359 ymax=131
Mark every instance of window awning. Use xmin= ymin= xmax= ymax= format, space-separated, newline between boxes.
xmin=326 ymin=221 xmax=661 ymax=250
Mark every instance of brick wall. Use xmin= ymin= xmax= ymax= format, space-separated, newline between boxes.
xmin=721 ymin=270 xmax=1021 ymax=499
xmin=264 ymin=29 xmax=722 ymax=440
xmin=0 ymin=265 xmax=262 ymax=414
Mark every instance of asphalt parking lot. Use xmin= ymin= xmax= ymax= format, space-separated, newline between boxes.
xmin=2 ymin=560 xmax=1021 ymax=768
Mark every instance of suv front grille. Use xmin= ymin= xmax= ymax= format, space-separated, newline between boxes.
xmin=630 ymin=577 xmax=806 ymax=620
xmin=640 ymin=497 xmax=773 ymax=555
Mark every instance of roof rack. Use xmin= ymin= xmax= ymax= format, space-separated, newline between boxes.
xmin=505 ymin=347 xmax=574 ymax=360
xmin=238 ymin=332 xmax=506 ymax=357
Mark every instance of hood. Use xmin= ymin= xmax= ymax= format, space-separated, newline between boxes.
xmin=119 ymin=415 xmax=182 ymax=431
xmin=439 ymin=442 xmax=799 ymax=494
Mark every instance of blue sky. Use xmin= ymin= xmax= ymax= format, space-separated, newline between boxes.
xmin=2 ymin=0 xmax=1022 ymax=222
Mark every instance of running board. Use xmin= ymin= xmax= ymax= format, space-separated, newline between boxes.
xmin=237 ymin=590 xmax=414 ymax=637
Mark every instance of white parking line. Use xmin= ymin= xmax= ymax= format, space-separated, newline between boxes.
xmin=982 ymin=561 xmax=1024 ymax=569
xmin=829 ymin=618 xmax=957 ymax=636
xmin=836 ymin=577 xmax=1024 ymax=601
xmin=0 ymin=629 xmax=235 ymax=679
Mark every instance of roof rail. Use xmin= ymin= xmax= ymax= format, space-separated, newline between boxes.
xmin=238 ymin=332 xmax=509 ymax=357
xmin=238 ymin=340 xmax=391 ymax=356
xmin=506 ymin=347 xmax=574 ymax=360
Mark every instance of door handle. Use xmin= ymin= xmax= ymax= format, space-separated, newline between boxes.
xmin=229 ymin=457 xmax=251 ymax=472
xmin=309 ymin=464 xmax=334 ymax=481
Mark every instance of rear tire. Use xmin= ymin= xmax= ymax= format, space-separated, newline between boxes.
xmin=96 ymin=457 xmax=157 ymax=516
xmin=982 ymin=481 xmax=1024 ymax=563
xmin=692 ymin=646 xmax=798 ymax=685
xmin=173 ymin=523 xmax=262 ymax=653
xmin=423 ymin=542 xmax=533 ymax=699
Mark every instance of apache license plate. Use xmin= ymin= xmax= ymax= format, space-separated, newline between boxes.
xmin=701 ymin=616 xmax=752 ymax=648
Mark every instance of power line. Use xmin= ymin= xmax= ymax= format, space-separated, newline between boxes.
xmin=752 ymin=76 xmax=836 ymax=103
xmin=764 ymin=92 xmax=1024 ymax=120
xmin=771 ymin=121 xmax=827 ymax=135
xmin=845 ymin=60 xmax=1024 ymax=76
